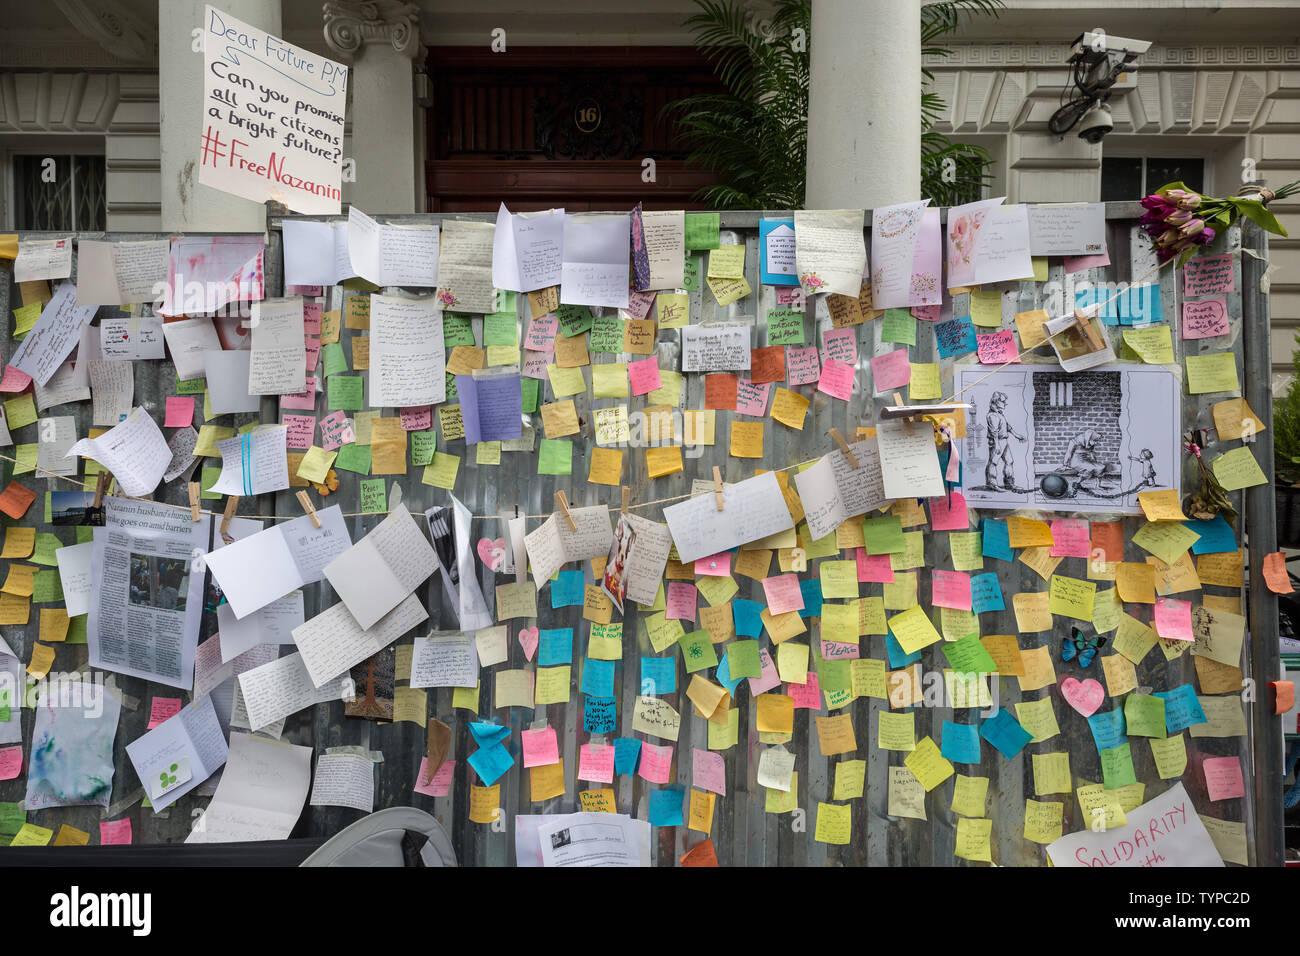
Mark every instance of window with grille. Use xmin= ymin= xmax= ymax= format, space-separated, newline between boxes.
xmin=1100 ymin=156 xmax=1204 ymax=203
xmin=12 ymin=154 xmax=106 ymax=232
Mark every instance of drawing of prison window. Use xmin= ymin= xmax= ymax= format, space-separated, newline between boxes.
xmin=1033 ymin=372 xmax=1123 ymax=498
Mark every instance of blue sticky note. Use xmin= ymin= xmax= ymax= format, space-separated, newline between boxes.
xmin=1087 ymin=707 xmax=1128 ymax=752
xmin=716 ymin=651 xmax=743 ymax=695
xmin=614 ymin=737 xmax=642 ymax=775
xmin=940 ymin=721 xmax=982 ymax=764
xmin=1155 ymin=683 xmax=1207 ymax=733
xmin=538 ymin=628 xmax=574 ymax=666
xmin=467 ymin=741 xmax=514 ymax=786
xmin=799 ymin=580 xmax=823 ymax=619
xmin=970 ymin=572 xmax=1005 ymax=614
xmin=551 ymin=569 xmax=585 ymax=608
xmin=649 ymin=786 xmax=686 ymax=826
xmin=759 ymin=217 xmax=798 ymax=285
xmin=640 ymin=657 xmax=677 ymax=695
xmin=1187 ymin=515 xmax=1235 ymax=554
xmin=584 ymin=696 xmax=617 ymax=734
xmin=581 ymin=658 xmax=616 ymax=697
xmin=980 ymin=709 xmax=1032 ymax=759
xmin=886 ymin=630 xmax=922 ymax=669
xmin=981 ymin=519 xmax=1012 ymax=561
xmin=469 ymin=721 xmax=511 ymax=748
xmin=935 ymin=316 xmax=978 ymax=359
xmin=733 ymin=599 xmax=764 ymax=638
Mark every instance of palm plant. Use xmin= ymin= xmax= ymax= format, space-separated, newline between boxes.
xmin=665 ymin=0 xmax=1003 ymax=208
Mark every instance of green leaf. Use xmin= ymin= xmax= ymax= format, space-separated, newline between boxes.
xmin=1234 ymin=198 xmax=1288 ymax=238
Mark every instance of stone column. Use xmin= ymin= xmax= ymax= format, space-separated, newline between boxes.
xmin=158 ymin=0 xmax=281 ymax=232
xmin=805 ymin=0 xmax=921 ymax=209
xmin=323 ymin=0 xmax=423 ymax=214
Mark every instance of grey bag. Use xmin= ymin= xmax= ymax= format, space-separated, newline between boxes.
xmin=299 ymin=807 xmax=458 ymax=867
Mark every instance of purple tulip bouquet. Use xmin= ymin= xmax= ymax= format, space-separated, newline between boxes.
xmin=1138 ymin=180 xmax=1298 ymax=266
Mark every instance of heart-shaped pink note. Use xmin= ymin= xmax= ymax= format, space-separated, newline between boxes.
xmin=476 ymin=537 xmax=506 ymax=571
xmin=1060 ymin=676 xmax=1105 ymax=717
xmin=518 ymin=626 xmax=539 ymax=662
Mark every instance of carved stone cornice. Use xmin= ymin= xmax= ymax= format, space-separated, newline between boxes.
xmin=925 ymin=43 xmax=1300 ymax=70
xmin=51 ymin=0 xmax=158 ymax=64
xmin=323 ymin=0 xmax=423 ymax=63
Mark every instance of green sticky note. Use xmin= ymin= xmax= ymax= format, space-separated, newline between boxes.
xmin=444 ymin=313 xmax=476 ymax=348
xmin=678 ymin=631 xmax=719 ymax=673
xmin=423 ymin=452 xmax=460 ymax=489
xmin=342 ymin=277 xmax=380 ymax=293
xmin=589 ymin=315 xmax=625 ymax=353
xmin=682 ymin=254 xmax=700 ymax=292
xmin=43 ymin=492 xmax=52 ymax=524
xmin=767 ymin=308 xmax=804 ymax=345
xmin=328 ymin=376 xmax=364 ymax=411
xmin=815 ymin=655 xmax=852 ymax=694
xmin=359 ymin=478 xmax=387 ymax=514
xmin=12 ymin=444 xmax=37 ymax=475
xmin=862 ymin=515 xmax=905 ymax=555
xmin=445 ymin=372 xmax=459 ymax=403
xmin=521 ymin=377 xmax=541 ymax=414
xmin=200 ymin=465 xmax=221 ymax=500
xmin=1124 ymin=694 xmax=1167 ymax=738
xmin=321 ymin=342 xmax=349 ymax=377
xmin=557 ymin=304 xmax=593 ymax=337
xmin=727 ymin=639 xmax=762 ymax=679
xmin=496 ymin=290 xmax=517 ymax=314
xmin=941 ymin=633 xmax=998 ymax=674
xmin=484 ymin=312 xmax=518 ymax=348
xmin=176 ymin=376 xmax=207 ymax=395
xmin=1185 ymin=352 xmax=1239 ymax=394
xmin=0 ymin=707 xmax=9 ymax=723
xmin=881 ymin=308 xmax=917 ymax=346
xmin=0 ymin=802 xmax=26 ymax=841
xmin=1100 ymin=742 xmax=1138 ymax=790
xmin=75 ymin=526 xmax=94 ymax=545
xmin=410 ymin=431 xmax=437 ymax=466
xmin=13 ymin=302 xmax=41 ymax=336
xmin=33 ymin=570 xmax=63 ymax=605
xmin=66 ymin=614 xmax=87 ymax=644
xmin=1122 ymin=326 xmax=1174 ymax=365
xmin=334 ymin=443 xmax=371 ymax=475
xmin=202 ymin=390 xmax=215 ymax=421
xmin=538 ymin=438 xmax=572 ymax=476
xmin=684 ymin=212 xmax=720 ymax=250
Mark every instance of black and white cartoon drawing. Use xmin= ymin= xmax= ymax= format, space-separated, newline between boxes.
xmin=984 ymin=391 xmax=1027 ymax=490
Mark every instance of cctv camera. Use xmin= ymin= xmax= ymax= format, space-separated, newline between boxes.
xmin=1078 ymin=105 xmax=1113 ymax=144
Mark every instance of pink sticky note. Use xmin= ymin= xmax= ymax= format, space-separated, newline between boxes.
xmin=0 ymin=746 xmax=22 ymax=780
xmin=1049 ymin=519 xmax=1091 ymax=558
xmin=164 ymin=396 xmax=194 ymax=428
xmin=1184 ymin=253 xmax=1234 ymax=296
xmin=1154 ymin=596 xmax=1194 ymax=641
xmin=748 ymin=648 xmax=783 ymax=696
xmin=1064 ymin=250 xmax=1110 ymax=274
xmin=280 ymin=375 xmax=318 ymax=410
xmin=788 ymin=670 xmax=822 ymax=710
xmin=626 ymin=288 xmax=656 ymax=320
xmin=694 ymin=553 xmax=731 ymax=577
xmin=977 ymin=330 xmax=1019 ymax=365
xmin=817 ymin=358 xmax=856 ymax=401
xmin=578 ymin=743 xmax=616 ymax=784
xmin=666 ymin=581 xmax=698 ymax=622
xmin=525 ymin=314 xmax=559 ymax=351
xmin=304 ymin=336 xmax=322 ymax=372
xmin=929 ymin=492 xmax=968 ymax=531
xmin=776 ymin=286 xmax=805 ymax=306
xmin=692 ymin=748 xmax=726 ymax=796
xmin=0 ymin=365 xmax=33 ymax=393
xmin=518 ymin=626 xmax=539 ymax=661
xmin=786 ymin=346 xmax=821 ymax=385
xmin=146 ymin=697 xmax=182 ymax=730
xmin=522 ymin=346 xmax=554 ymax=380
xmin=1182 ymin=297 xmax=1229 ymax=340
xmin=400 ymin=405 xmax=432 ymax=431
xmin=287 ymin=284 xmax=324 ymax=299
xmin=821 ymin=328 xmax=858 ymax=366
xmin=521 ymin=726 xmax=560 ymax=768
xmin=318 ymin=410 xmax=355 ymax=451
xmin=283 ymin=414 xmax=316 ymax=450
xmin=302 ymin=299 xmax=323 ymax=335
xmin=638 ymin=742 xmax=674 ymax=784
xmin=1203 ymin=756 xmax=1244 ymax=801
xmin=870 ymin=348 xmax=912 ymax=392
xmin=99 ymin=818 xmax=133 ymax=845
xmin=735 ymin=379 xmax=772 ymax=416
xmin=911 ymin=304 xmax=941 ymax=322
xmin=821 ymin=639 xmax=860 ymax=660
xmin=414 ymin=757 xmax=456 ymax=797
xmin=932 ymin=569 xmax=972 ymax=611
xmin=628 ymin=356 xmax=662 ymax=396
xmin=762 ymin=573 xmax=805 ymax=615
xmin=856 ymin=549 xmax=895 ymax=583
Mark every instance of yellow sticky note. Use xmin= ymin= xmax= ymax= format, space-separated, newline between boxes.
xmin=1132 ymin=520 xmax=1201 ymax=566
xmin=1212 ymin=398 xmax=1265 ymax=441
xmin=1012 ymin=591 xmax=1052 ymax=633
xmin=591 ymin=363 xmax=628 ymax=398
xmin=952 ymin=774 xmax=989 ymax=818
xmin=27 ymin=642 xmax=54 ymax=678
xmin=833 ymin=759 xmax=866 ymax=800
xmin=887 ymin=605 xmax=942 ymax=655
xmin=1138 ymin=489 xmax=1188 ymax=521
xmin=909 ymin=363 xmax=940 ymax=400
xmin=1023 ymin=799 xmax=1064 ymax=844
xmin=1185 ymin=352 xmax=1239 ymax=394
xmin=645 ymin=445 xmax=683 ymax=478
xmin=540 ymin=399 xmax=580 ymax=439
xmin=707 ymin=275 xmax=751 ymax=307
xmin=1 ymin=527 xmax=35 ymax=559
xmin=1116 ymin=561 xmax=1157 ymax=603
xmin=904 ymin=736 xmax=954 ymax=791
xmin=1211 ymin=446 xmax=1267 ymax=492
xmin=970 ymin=289 xmax=1003 ymax=327
xmin=1017 ymin=644 xmax=1056 ymax=692
xmin=771 ymin=388 xmax=809 ymax=430
xmin=296 ymin=446 xmax=337 ymax=484
xmin=730 ymin=421 xmax=764 ymax=458
xmin=422 ymin=452 xmax=461 ymax=489
xmin=194 ymin=425 xmax=236 ymax=458
xmin=657 ymin=293 xmax=689 ymax=329
xmin=587 ymin=447 xmax=623 ymax=486
xmin=877 ymin=710 xmax=916 ymax=752
xmin=546 ymin=363 xmax=587 ymax=398
xmin=689 ymin=788 xmax=716 ymax=833
xmin=1014 ymin=309 xmax=1050 ymax=349
xmin=955 ymin=817 xmax=993 ymax=862
xmin=1016 ymin=696 xmax=1060 ymax=742
xmin=814 ymin=801 xmax=852 ymax=845
xmin=707 ymin=244 xmax=746 ymax=279
xmin=1123 ymin=326 xmax=1174 ymax=365
xmin=469 ymin=784 xmax=500 ymax=824
xmin=3 ymin=394 xmax=37 ymax=430
xmin=1048 ymin=574 xmax=1096 ymax=620
xmin=1032 ymin=751 xmax=1071 ymax=795
xmin=1101 ymin=652 xmax=1137 ymax=696
xmin=776 ymin=642 xmax=809 ymax=684
xmin=1007 ymin=516 xmax=1054 ymax=549
xmin=9 ymin=823 xmax=53 ymax=846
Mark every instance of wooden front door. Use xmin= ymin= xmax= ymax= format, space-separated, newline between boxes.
xmin=424 ymin=46 xmax=721 ymax=212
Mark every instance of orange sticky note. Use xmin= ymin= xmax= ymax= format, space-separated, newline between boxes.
xmin=1264 ymin=552 xmax=1294 ymax=594
xmin=1273 ymin=681 xmax=1295 ymax=716
xmin=681 ymin=839 xmax=719 ymax=867
xmin=0 ymin=482 xmax=36 ymax=520
xmin=1137 ymin=489 xmax=1188 ymax=522
xmin=1116 ymin=562 xmax=1156 ymax=604
xmin=1090 ymin=521 xmax=1123 ymax=563
xmin=1007 ymin=516 xmax=1054 ymax=549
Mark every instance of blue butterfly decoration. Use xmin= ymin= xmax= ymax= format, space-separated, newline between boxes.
xmin=1061 ymin=626 xmax=1106 ymax=668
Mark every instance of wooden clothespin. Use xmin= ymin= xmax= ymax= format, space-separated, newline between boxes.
xmin=620 ymin=486 xmax=629 ymax=516
xmin=712 ymin=466 xmax=725 ymax=511
xmin=187 ymin=481 xmax=202 ymax=521
xmin=554 ymin=490 xmax=578 ymax=531
xmin=92 ymin=471 xmax=111 ymax=508
xmin=891 ymin=392 xmax=917 ymax=434
xmin=828 ymin=428 xmax=859 ymax=469
xmin=1072 ymin=308 xmax=1106 ymax=351
xmin=220 ymin=496 xmax=239 ymax=537
xmin=295 ymin=490 xmax=322 ymax=529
